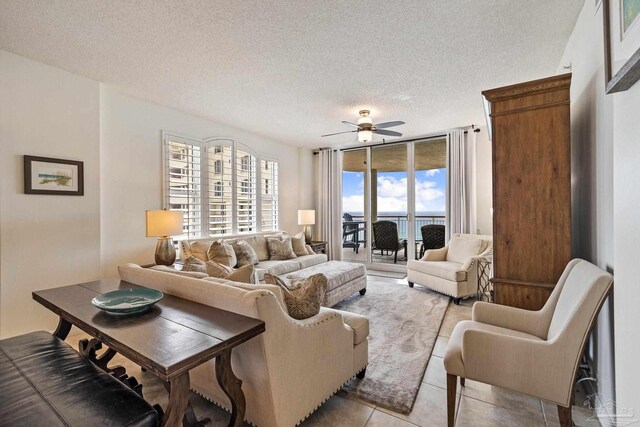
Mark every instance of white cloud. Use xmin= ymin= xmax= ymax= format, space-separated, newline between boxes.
xmin=424 ymin=169 xmax=441 ymax=177
xmin=342 ymin=195 xmax=364 ymax=213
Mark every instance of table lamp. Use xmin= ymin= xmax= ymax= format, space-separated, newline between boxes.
xmin=298 ymin=209 xmax=315 ymax=244
xmin=146 ymin=210 xmax=183 ymax=265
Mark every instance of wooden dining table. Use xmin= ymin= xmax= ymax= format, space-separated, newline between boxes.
xmin=33 ymin=279 xmax=265 ymax=427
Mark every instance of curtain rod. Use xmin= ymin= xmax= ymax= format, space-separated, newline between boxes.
xmin=313 ymin=125 xmax=481 ymax=154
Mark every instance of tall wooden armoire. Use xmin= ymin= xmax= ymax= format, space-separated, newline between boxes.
xmin=483 ymin=74 xmax=572 ymax=310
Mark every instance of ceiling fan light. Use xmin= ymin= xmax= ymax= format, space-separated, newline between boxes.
xmin=358 ymin=130 xmax=373 ymax=143
xmin=357 ymin=116 xmax=372 ymax=126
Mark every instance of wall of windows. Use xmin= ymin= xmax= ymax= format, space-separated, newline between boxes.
xmin=164 ymin=134 xmax=278 ymax=238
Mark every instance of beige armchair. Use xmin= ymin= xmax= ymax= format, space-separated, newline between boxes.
xmin=407 ymin=233 xmax=492 ymax=304
xmin=443 ymin=259 xmax=614 ymax=427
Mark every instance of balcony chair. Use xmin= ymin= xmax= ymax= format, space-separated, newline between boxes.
xmin=443 ymin=259 xmax=614 ymax=427
xmin=371 ymin=220 xmax=406 ymax=264
xmin=407 ymin=233 xmax=492 ymax=303
xmin=419 ymin=224 xmax=446 ymax=258
xmin=342 ymin=213 xmax=360 ymax=253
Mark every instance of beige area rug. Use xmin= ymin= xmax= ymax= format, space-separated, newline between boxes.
xmin=366 ymin=269 xmax=408 ymax=279
xmin=335 ymin=278 xmax=449 ymax=414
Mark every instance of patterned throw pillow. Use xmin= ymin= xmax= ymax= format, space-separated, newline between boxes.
xmin=230 ymin=240 xmax=259 ymax=267
xmin=266 ymin=236 xmax=297 ymax=260
xmin=264 ymin=273 xmax=327 ymax=320
xmin=290 ymin=232 xmax=307 ymax=256
xmin=207 ymin=241 xmax=237 ymax=267
xmin=182 ymin=256 xmax=207 ymax=273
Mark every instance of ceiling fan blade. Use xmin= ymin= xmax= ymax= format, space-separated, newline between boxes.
xmin=321 ymin=130 xmax=358 ymax=137
xmin=373 ymin=129 xmax=403 ymax=137
xmin=341 ymin=121 xmax=359 ymax=128
xmin=373 ymin=121 xmax=405 ymax=129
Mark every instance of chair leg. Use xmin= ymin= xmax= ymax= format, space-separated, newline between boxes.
xmin=408 ymin=281 xmax=414 ymax=288
xmin=460 ymin=377 xmax=465 ymax=387
xmin=447 ymin=374 xmax=457 ymax=427
xmin=557 ymin=405 xmax=572 ymax=427
xmin=394 ymin=250 xmax=398 ymax=263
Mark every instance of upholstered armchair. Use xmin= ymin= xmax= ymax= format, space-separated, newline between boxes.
xmin=443 ymin=259 xmax=614 ymax=427
xmin=407 ymin=233 xmax=492 ymax=304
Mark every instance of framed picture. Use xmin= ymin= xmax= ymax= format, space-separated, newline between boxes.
xmin=23 ymin=155 xmax=84 ymax=195
xmin=604 ymin=0 xmax=640 ymax=93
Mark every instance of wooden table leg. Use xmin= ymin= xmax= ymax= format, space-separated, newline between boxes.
xmin=215 ymin=349 xmax=246 ymax=427
xmin=53 ymin=317 xmax=72 ymax=340
xmin=162 ymin=373 xmax=191 ymax=427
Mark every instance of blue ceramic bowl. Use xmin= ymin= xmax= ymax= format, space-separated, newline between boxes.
xmin=91 ymin=288 xmax=163 ymax=315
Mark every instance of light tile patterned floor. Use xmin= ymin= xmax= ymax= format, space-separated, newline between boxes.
xmin=65 ymin=275 xmax=601 ymax=427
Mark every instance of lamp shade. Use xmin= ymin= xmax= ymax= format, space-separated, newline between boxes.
xmin=146 ymin=210 xmax=183 ymax=237
xmin=297 ymin=209 xmax=316 ymax=225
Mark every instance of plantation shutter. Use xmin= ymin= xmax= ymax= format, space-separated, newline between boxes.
xmin=236 ymin=147 xmax=257 ymax=233
xmin=261 ymin=159 xmax=279 ymax=231
xmin=165 ymin=137 xmax=202 ymax=238
xmin=206 ymin=142 xmax=233 ymax=235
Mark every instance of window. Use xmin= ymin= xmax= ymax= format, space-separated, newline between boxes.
xmin=261 ymin=159 xmax=278 ymax=231
xmin=164 ymin=134 xmax=275 ymax=237
xmin=165 ymin=138 xmax=202 ymax=238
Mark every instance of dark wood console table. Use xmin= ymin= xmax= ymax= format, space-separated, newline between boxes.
xmin=33 ymin=279 xmax=265 ymax=427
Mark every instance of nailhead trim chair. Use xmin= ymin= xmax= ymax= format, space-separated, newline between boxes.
xmin=443 ymin=259 xmax=614 ymax=427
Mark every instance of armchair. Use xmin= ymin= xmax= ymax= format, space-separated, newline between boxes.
xmin=443 ymin=259 xmax=614 ymax=427
xmin=407 ymin=233 xmax=492 ymax=303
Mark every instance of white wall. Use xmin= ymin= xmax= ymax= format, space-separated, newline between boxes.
xmin=99 ymin=87 xmax=312 ymax=277
xmin=612 ymin=81 xmax=640 ymax=426
xmin=561 ymin=1 xmax=640 ymax=422
xmin=0 ymin=51 xmax=101 ymax=337
xmin=475 ymin=126 xmax=493 ymax=235
xmin=0 ymin=50 xmax=314 ymax=337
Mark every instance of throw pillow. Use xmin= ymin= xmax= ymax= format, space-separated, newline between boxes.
xmin=207 ymin=241 xmax=237 ymax=267
xmin=182 ymin=256 xmax=207 ymax=273
xmin=290 ymin=232 xmax=307 ymax=256
xmin=230 ymin=240 xmax=259 ymax=267
xmin=205 ymin=260 xmax=235 ymax=278
xmin=305 ymin=244 xmax=316 ymax=255
xmin=446 ymin=237 xmax=483 ymax=264
xmin=266 ymin=236 xmax=297 ymax=260
xmin=189 ymin=241 xmax=212 ymax=261
xmin=225 ymin=264 xmax=256 ymax=284
xmin=264 ymin=273 xmax=327 ymax=320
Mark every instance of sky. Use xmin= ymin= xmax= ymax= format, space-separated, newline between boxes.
xmin=342 ymin=168 xmax=446 ymax=214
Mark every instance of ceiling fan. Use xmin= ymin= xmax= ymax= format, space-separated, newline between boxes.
xmin=321 ymin=110 xmax=405 ymax=143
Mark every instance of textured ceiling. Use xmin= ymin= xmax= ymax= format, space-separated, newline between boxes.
xmin=0 ymin=0 xmax=583 ymax=148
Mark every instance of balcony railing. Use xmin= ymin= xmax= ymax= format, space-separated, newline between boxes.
xmin=346 ymin=214 xmax=445 ymax=241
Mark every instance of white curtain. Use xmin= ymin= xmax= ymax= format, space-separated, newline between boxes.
xmin=316 ymin=149 xmax=343 ymax=260
xmin=446 ymin=129 xmax=477 ymax=238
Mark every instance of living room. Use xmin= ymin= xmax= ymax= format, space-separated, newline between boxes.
xmin=1 ymin=1 xmax=639 ymax=427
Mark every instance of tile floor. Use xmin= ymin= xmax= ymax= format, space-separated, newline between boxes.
xmin=65 ymin=275 xmax=602 ymax=427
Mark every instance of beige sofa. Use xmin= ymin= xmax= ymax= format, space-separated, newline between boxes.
xmin=407 ymin=233 xmax=493 ymax=303
xmin=119 ymin=264 xmax=369 ymax=427
xmin=180 ymin=231 xmax=328 ymax=281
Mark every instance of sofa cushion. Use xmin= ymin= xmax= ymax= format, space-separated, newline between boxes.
xmin=295 ymin=254 xmax=328 ymax=270
xmin=255 ymin=260 xmax=299 ymax=277
xmin=182 ymin=256 xmax=207 ymax=273
xmin=230 ymin=240 xmax=259 ymax=267
xmin=264 ymin=273 xmax=328 ymax=320
xmin=407 ymin=260 xmax=467 ymax=282
xmin=330 ymin=308 xmax=369 ymax=345
xmin=291 ymin=232 xmax=307 ymax=256
xmin=207 ymin=241 xmax=237 ymax=267
xmin=189 ymin=241 xmax=213 ymax=261
xmin=284 ymin=261 xmax=366 ymax=292
xmin=446 ymin=237 xmax=482 ymax=263
xmin=267 ymin=236 xmax=297 ymax=260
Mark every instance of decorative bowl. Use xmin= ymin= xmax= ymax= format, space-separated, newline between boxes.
xmin=91 ymin=288 xmax=163 ymax=316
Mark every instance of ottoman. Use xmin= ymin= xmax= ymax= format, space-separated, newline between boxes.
xmin=283 ymin=261 xmax=367 ymax=307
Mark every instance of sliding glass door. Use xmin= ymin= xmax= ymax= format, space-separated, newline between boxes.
xmin=341 ymin=137 xmax=446 ymax=271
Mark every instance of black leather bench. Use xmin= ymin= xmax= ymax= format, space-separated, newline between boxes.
xmin=0 ymin=331 xmax=159 ymax=427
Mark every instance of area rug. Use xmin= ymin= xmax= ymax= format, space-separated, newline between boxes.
xmin=334 ymin=279 xmax=449 ymax=414
xmin=366 ymin=270 xmax=407 ymax=279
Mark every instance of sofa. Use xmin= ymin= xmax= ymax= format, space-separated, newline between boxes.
xmin=119 ymin=263 xmax=369 ymax=427
xmin=180 ymin=231 xmax=328 ymax=281
xmin=407 ymin=233 xmax=493 ymax=303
